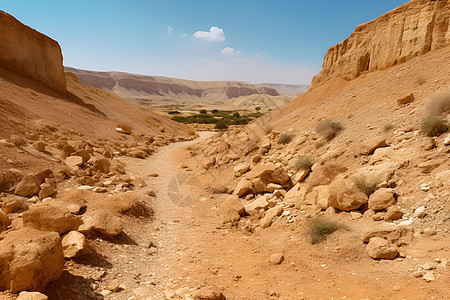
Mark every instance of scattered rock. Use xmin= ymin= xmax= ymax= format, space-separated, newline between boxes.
xmin=396 ymin=93 xmax=414 ymax=105
xmin=234 ymin=162 xmax=250 ymax=175
xmin=0 ymin=228 xmax=64 ymax=292
xmin=361 ymin=225 xmax=413 ymax=245
xmin=259 ymin=205 xmax=283 ymax=228
xmin=422 ymin=271 xmax=435 ymax=282
xmin=244 ymin=195 xmax=269 ymax=214
xmin=269 ymin=253 xmax=284 ymax=265
xmin=350 ymin=211 xmax=362 ymax=220
xmin=234 ymin=178 xmax=253 ymax=197
xmin=0 ymin=210 xmax=11 ymax=231
xmin=79 ymin=210 xmax=123 ymax=236
xmin=328 ymin=178 xmax=368 ymax=211
xmin=384 ymin=205 xmax=402 ymax=221
xmin=220 ymin=195 xmax=245 ymax=215
xmin=38 ymin=182 xmax=56 ymax=199
xmin=360 ymin=136 xmax=388 ymax=155
xmin=368 ymin=188 xmax=396 ymax=210
xmin=65 ymin=156 xmax=84 ymax=168
xmin=32 ymin=141 xmax=46 ymax=152
xmin=192 ymin=286 xmax=226 ymax=300
xmin=61 ymin=231 xmax=91 ymax=258
xmin=366 ymin=237 xmax=398 ymax=259
xmin=15 ymin=169 xmax=53 ymax=197
xmin=17 ymin=291 xmax=48 ymax=300
xmin=92 ymin=158 xmax=111 ymax=174
xmin=107 ymin=279 xmax=120 ymax=292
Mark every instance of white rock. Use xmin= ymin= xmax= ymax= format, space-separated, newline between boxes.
xmin=422 ymin=271 xmax=435 ymax=282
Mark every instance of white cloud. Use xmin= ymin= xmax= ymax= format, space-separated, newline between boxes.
xmin=193 ymin=26 xmax=225 ymax=42
xmin=221 ymin=47 xmax=243 ymax=56
xmin=167 ymin=26 xmax=173 ymax=33
xmin=181 ymin=33 xmax=188 ymax=37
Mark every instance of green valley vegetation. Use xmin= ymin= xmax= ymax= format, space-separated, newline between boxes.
xmin=171 ymin=109 xmax=264 ymax=126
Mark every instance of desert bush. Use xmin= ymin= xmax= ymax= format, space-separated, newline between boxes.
xmin=255 ymin=107 xmax=261 ymax=111
xmin=420 ymin=115 xmax=449 ymax=137
xmin=278 ymin=133 xmax=293 ymax=144
xmin=168 ymin=110 xmax=180 ymax=114
xmin=427 ymin=94 xmax=450 ymax=115
xmin=199 ymin=109 xmax=207 ymax=114
xmin=187 ymin=129 xmax=196 ymax=136
xmin=295 ymin=156 xmax=313 ymax=171
xmin=190 ymin=151 xmax=198 ymax=157
xmin=383 ymin=123 xmax=394 ymax=132
xmin=233 ymin=112 xmax=240 ymax=118
xmin=316 ymin=119 xmax=343 ymax=141
xmin=309 ymin=218 xmax=337 ymax=244
xmin=211 ymin=109 xmax=219 ymax=113
xmin=215 ymin=121 xmax=229 ymax=130
xmin=352 ymin=174 xmax=380 ymax=196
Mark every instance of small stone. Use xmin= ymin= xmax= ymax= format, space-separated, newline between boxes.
xmin=384 ymin=206 xmax=402 ymax=221
xmin=413 ymin=206 xmax=427 ymax=218
xmin=269 ymin=253 xmax=284 ymax=265
xmin=17 ymin=291 xmax=48 ymax=300
xmin=350 ymin=211 xmax=362 ymax=220
xmin=33 ymin=141 xmax=46 ymax=152
xmin=423 ymin=227 xmax=437 ymax=236
xmin=412 ymin=271 xmax=423 ymax=278
xmin=107 ymin=279 xmax=120 ymax=292
xmin=65 ymin=156 xmax=84 ymax=168
xmin=422 ymin=271 xmax=435 ymax=282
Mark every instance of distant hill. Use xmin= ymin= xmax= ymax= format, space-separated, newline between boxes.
xmin=64 ymin=67 xmax=290 ymax=110
xmin=255 ymin=83 xmax=309 ymax=96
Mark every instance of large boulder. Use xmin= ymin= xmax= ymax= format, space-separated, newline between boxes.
xmin=17 ymin=291 xmax=48 ymax=300
xmin=14 ymin=169 xmax=53 ymax=197
xmin=233 ymin=178 xmax=253 ymax=197
xmin=92 ymin=158 xmax=111 ymax=174
xmin=306 ymin=163 xmax=347 ymax=193
xmin=366 ymin=237 xmax=398 ymax=260
xmin=79 ymin=210 xmax=123 ymax=237
xmin=328 ymin=178 xmax=368 ymax=211
xmin=244 ymin=195 xmax=269 ymax=214
xmin=368 ymin=188 xmax=396 ymax=210
xmin=246 ymin=163 xmax=290 ymax=185
xmin=22 ymin=201 xmax=82 ymax=234
xmin=360 ymin=225 xmax=413 ymax=246
xmin=61 ymin=231 xmax=91 ymax=258
xmin=220 ymin=195 xmax=245 ymax=215
xmin=0 ymin=228 xmax=64 ymax=292
xmin=360 ymin=136 xmax=388 ymax=155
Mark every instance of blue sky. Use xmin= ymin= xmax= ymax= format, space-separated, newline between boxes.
xmin=1 ymin=0 xmax=409 ymax=84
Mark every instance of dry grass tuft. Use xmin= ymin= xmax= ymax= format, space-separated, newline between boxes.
xmin=316 ymin=119 xmax=343 ymax=141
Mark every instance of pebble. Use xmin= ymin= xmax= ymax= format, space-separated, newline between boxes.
xmin=422 ymin=271 xmax=435 ymax=282
xmin=269 ymin=253 xmax=284 ymax=265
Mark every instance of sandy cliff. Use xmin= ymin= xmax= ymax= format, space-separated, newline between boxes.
xmin=0 ymin=10 xmax=66 ymax=95
xmin=312 ymin=0 xmax=449 ymax=86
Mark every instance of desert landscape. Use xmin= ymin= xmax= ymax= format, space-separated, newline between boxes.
xmin=0 ymin=0 xmax=449 ymax=299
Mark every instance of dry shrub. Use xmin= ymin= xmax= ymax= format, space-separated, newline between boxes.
xmin=309 ymin=218 xmax=337 ymax=244
xmin=278 ymin=133 xmax=293 ymax=144
xmin=383 ymin=123 xmax=394 ymax=132
xmin=215 ymin=121 xmax=228 ymax=130
xmin=427 ymin=93 xmax=450 ymax=115
xmin=316 ymin=119 xmax=343 ymax=141
xmin=420 ymin=115 xmax=449 ymax=137
xmin=352 ymin=175 xmax=380 ymax=196
xmin=295 ymin=156 xmax=313 ymax=171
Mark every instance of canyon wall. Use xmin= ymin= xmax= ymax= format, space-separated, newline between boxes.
xmin=0 ymin=10 xmax=66 ymax=95
xmin=312 ymin=0 xmax=449 ymax=86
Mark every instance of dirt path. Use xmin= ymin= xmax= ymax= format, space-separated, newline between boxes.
xmin=50 ymin=132 xmax=447 ymax=300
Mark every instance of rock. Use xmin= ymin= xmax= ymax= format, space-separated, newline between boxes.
xmin=220 ymin=195 xmax=245 ymax=215
xmin=292 ymin=169 xmax=309 ymax=183
xmin=92 ymin=158 xmax=111 ymax=174
xmin=368 ymin=188 xmax=396 ymax=210
xmin=269 ymin=253 xmax=284 ymax=265
xmin=38 ymin=182 xmax=56 ymax=199
xmin=328 ymin=178 xmax=368 ymax=211
xmin=311 ymin=1 xmax=449 ymax=86
xmin=244 ymin=195 xmax=269 ymax=214
xmin=22 ymin=201 xmax=82 ymax=234
xmin=422 ymin=137 xmax=436 ymax=150
xmin=259 ymin=205 xmax=283 ymax=228
xmin=107 ymin=279 xmax=120 ymax=292
xmin=0 ymin=10 xmax=66 ymax=95
xmin=233 ymin=178 xmax=253 ymax=197
xmin=413 ymin=206 xmax=427 ymax=218
xmin=315 ymin=185 xmax=331 ymax=210
xmin=14 ymin=169 xmax=53 ymax=197
xmin=1 ymin=196 xmax=25 ymax=214
xmin=0 ymin=228 xmax=64 ymax=292
xmin=396 ymin=93 xmax=414 ymax=105
xmin=61 ymin=231 xmax=91 ymax=258
xmin=422 ymin=271 xmax=435 ymax=282
xmin=234 ymin=163 xmax=250 ymax=174
xmin=361 ymin=225 xmax=413 ymax=245
xmin=9 ymin=134 xmax=26 ymax=146
xmin=384 ymin=206 xmax=402 ymax=221
xmin=423 ymin=227 xmax=437 ymax=237
xmin=444 ymin=134 xmax=450 ymax=146
xmin=80 ymin=210 xmax=123 ymax=237
xmin=366 ymin=237 xmax=398 ymax=259
xmin=350 ymin=211 xmax=362 ymax=220
xmin=306 ymin=163 xmax=347 ymax=192
xmin=360 ymin=136 xmax=388 ymax=155
xmin=62 ymin=144 xmax=75 ymax=155
xmin=192 ymin=286 xmax=226 ymax=300
xmin=418 ymin=161 xmax=439 ymax=173
xmin=246 ymin=163 xmax=290 ymax=185
xmin=0 ymin=210 xmax=11 ymax=231
xmin=73 ymin=150 xmax=90 ymax=163
xmin=32 ymin=141 xmax=46 ymax=152
xmin=0 ymin=169 xmax=24 ymax=193
xmin=65 ymin=156 xmax=83 ymax=168
xmin=17 ymin=292 xmax=48 ymax=300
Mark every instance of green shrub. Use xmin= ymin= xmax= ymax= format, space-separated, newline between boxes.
xmin=310 ymin=218 xmax=337 ymax=244
xmin=233 ymin=112 xmax=240 ymax=118
xmin=352 ymin=175 xmax=380 ymax=196
xmin=420 ymin=115 xmax=449 ymax=137
xmin=215 ymin=121 xmax=229 ymax=130
xmin=255 ymin=107 xmax=261 ymax=111
xmin=316 ymin=119 xmax=343 ymax=140
xmin=199 ymin=109 xmax=207 ymax=114
xmin=427 ymin=94 xmax=450 ymax=115
xmin=295 ymin=156 xmax=313 ymax=171
xmin=278 ymin=133 xmax=293 ymax=144
xmin=211 ymin=109 xmax=219 ymax=113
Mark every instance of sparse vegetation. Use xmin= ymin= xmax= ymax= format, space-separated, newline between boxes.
xmin=233 ymin=112 xmax=240 ymax=118
xmin=295 ymin=155 xmax=313 ymax=171
xmin=420 ymin=115 xmax=449 ymax=137
xmin=214 ymin=121 xmax=229 ymax=130
xmin=168 ymin=110 xmax=180 ymax=114
xmin=190 ymin=151 xmax=198 ymax=157
xmin=352 ymin=174 xmax=380 ymax=196
xmin=255 ymin=107 xmax=261 ymax=111
xmin=278 ymin=133 xmax=293 ymax=144
xmin=211 ymin=109 xmax=219 ymax=113
xmin=383 ymin=123 xmax=394 ymax=132
xmin=427 ymin=93 xmax=450 ymax=115
xmin=309 ymin=218 xmax=338 ymax=244
xmin=316 ymin=119 xmax=343 ymax=141
xmin=172 ymin=110 xmax=263 ymax=126
xmin=415 ymin=77 xmax=426 ymax=86
xmin=199 ymin=109 xmax=207 ymax=114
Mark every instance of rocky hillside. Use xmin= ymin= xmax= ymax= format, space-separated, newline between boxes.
xmin=0 ymin=10 xmax=66 ymax=95
xmin=255 ymin=83 xmax=310 ymax=96
xmin=65 ymin=67 xmax=281 ymax=109
xmin=312 ymin=0 xmax=450 ymax=86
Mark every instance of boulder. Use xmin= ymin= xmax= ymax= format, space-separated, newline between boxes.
xmin=306 ymin=163 xmax=347 ymax=192
xmin=22 ymin=202 xmax=82 ymax=234
xmin=38 ymin=182 xmax=56 ymax=199
xmin=246 ymin=163 xmax=290 ymax=185
xmin=0 ymin=228 xmax=64 ymax=292
xmin=79 ymin=210 xmax=123 ymax=237
xmin=244 ymin=195 xmax=269 ymax=214
xmin=368 ymin=188 xmax=396 ymax=210
xmin=366 ymin=237 xmax=398 ymax=259
xmin=192 ymin=286 xmax=226 ymax=300
xmin=14 ymin=169 xmax=53 ymax=197
xmin=73 ymin=150 xmax=90 ymax=163
xmin=360 ymin=136 xmax=388 ymax=155
xmin=65 ymin=156 xmax=83 ymax=168
xmin=361 ymin=225 xmax=413 ymax=245
xmin=233 ymin=178 xmax=253 ymax=197
xmin=17 ymin=291 xmax=48 ymax=300
xmin=32 ymin=141 xmax=46 ymax=152
xmin=220 ymin=195 xmax=245 ymax=215
xmin=259 ymin=205 xmax=283 ymax=228
xmin=92 ymin=158 xmax=111 ymax=174
xmin=384 ymin=205 xmax=402 ymax=221
xmin=1 ymin=196 xmax=25 ymax=214
xmin=61 ymin=231 xmax=91 ymax=258
xmin=0 ymin=169 xmax=24 ymax=193
xmin=396 ymin=93 xmax=414 ymax=105
xmin=233 ymin=162 xmax=250 ymax=175
xmin=269 ymin=253 xmax=284 ymax=265
xmin=315 ymin=185 xmax=331 ymax=210
xmin=328 ymin=178 xmax=368 ymax=211
xmin=0 ymin=210 xmax=11 ymax=231
xmin=62 ymin=144 xmax=75 ymax=155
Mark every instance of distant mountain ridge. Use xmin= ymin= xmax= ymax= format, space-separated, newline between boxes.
xmin=255 ymin=83 xmax=309 ymax=96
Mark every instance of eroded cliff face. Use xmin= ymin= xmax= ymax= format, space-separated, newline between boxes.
xmin=0 ymin=11 xmax=66 ymax=95
xmin=312 ymin=0 xmax=449 ymax=86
